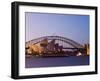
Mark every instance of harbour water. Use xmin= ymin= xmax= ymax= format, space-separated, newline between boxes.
xmin=25 ymin=55 xmax=89 ymax=68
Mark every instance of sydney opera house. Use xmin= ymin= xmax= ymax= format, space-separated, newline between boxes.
xmin=26 ymin=39 xmax=65 ymax=56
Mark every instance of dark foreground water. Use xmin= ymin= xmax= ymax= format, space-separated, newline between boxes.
xmin=25 ymin=56 xmax=89 ymax=68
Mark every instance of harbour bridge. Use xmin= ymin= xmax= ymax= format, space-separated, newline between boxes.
xmin=26 ymin=36 xmax=87 ymax=56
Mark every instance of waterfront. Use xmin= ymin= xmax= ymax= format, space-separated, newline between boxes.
xmin=25 ymin=55 xmax=89 ymax=68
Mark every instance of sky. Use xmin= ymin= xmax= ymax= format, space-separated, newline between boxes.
xmin=25 ymin=12 xmax=89 ymax=45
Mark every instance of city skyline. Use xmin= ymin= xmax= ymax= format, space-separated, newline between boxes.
xmin=25 ymin=12 xmax=89 ymax=45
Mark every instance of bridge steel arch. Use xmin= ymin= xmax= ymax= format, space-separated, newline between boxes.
xmin=26 ymin=36 xmax=84 ymax=48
